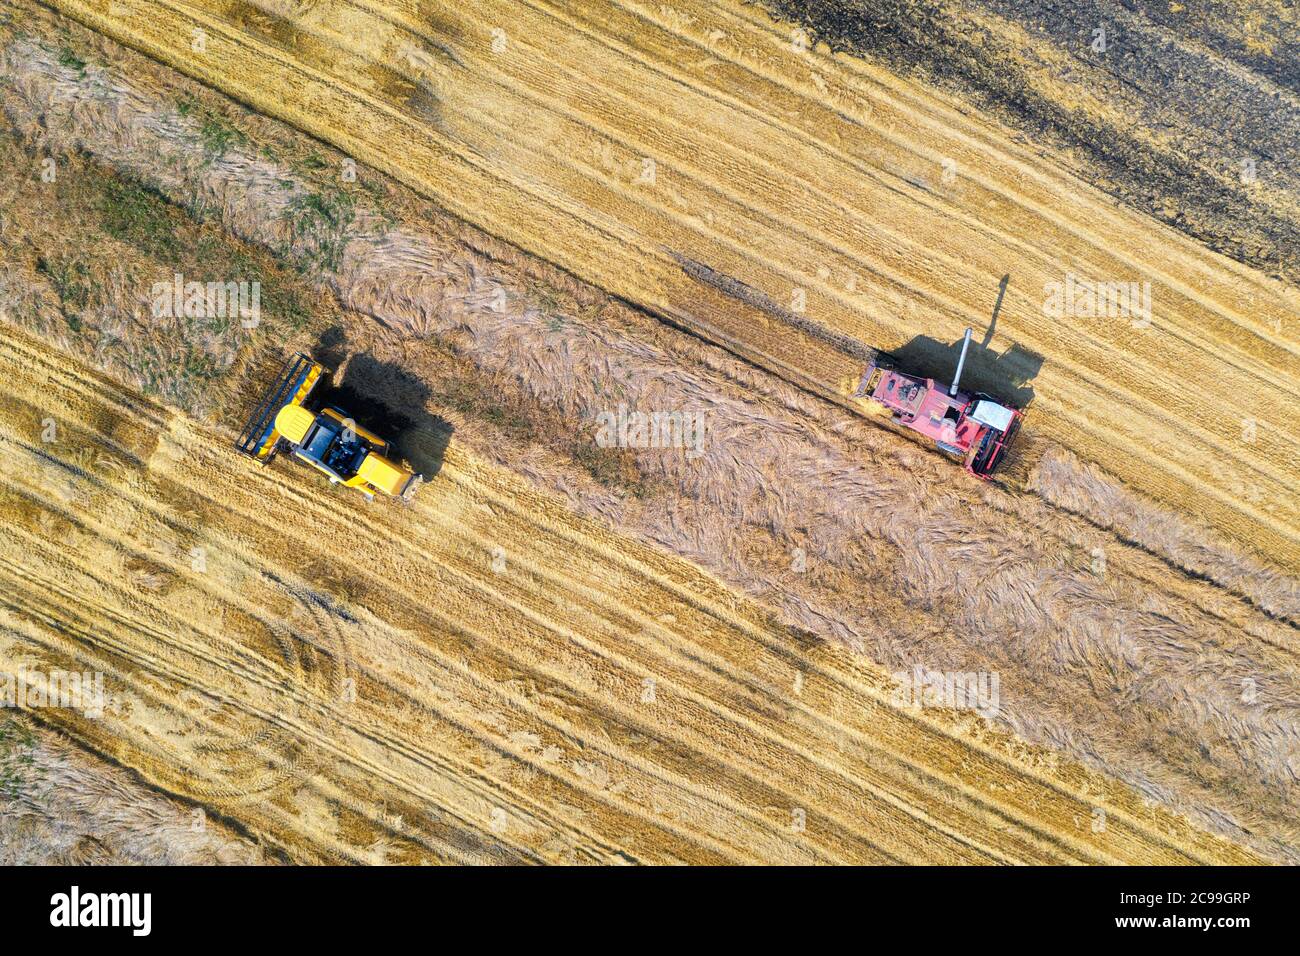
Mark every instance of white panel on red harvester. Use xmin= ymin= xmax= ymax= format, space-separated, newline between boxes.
xmin=970 ymin=400 xmax=1015 ymax=432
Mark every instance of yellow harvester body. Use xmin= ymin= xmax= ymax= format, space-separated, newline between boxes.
xmin=235 ymin=354 xmax=419 ymax=500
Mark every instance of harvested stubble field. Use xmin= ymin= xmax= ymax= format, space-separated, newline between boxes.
xmin=0 ymin=0 xmax=1297 ymax=864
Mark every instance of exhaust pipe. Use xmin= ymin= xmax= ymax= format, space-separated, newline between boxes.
xmin=949 ymin=327 xmax=973 ymax=396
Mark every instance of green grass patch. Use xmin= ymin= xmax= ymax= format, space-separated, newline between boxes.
xmin=174 ymin=95 xmax=248 ymax=159
xmin=203 ymin=238 xmax=314 ymax=332
xmin=297 ymin=151 xmax=329 ymax=172
xmin=430 ymin=374 xmax=535 ymax=443
xmin=573 ymin=442 xmax=647 ymax=493
xmin=285 ymin=188 xmax=356 ymax=273
xmin=35 ymin=253 xmax=93 ymax=329
xmin=89 ymin=170 xmax=317 ymax=335
xmin=96 ymin=177 xmax=181 ymax=260
xmin=0 ymin=717 xmax=37 ymax=801
xmin=56 ymin=45 xmax=86 ymax=77
xmin=199 ymin=114 xmax=248 ymax=159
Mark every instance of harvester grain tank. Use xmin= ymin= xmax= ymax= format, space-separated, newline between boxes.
xmin=853 ymin=328 xmax=1022 ymax=478
xmin=235 ymin=353 xmax=420 ymax=500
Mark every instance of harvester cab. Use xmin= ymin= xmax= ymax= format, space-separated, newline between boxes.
xmin=235 ymin=353 xmax=421 ymax=500
xmin=854 ymin=328 xmax=1022 ymax=478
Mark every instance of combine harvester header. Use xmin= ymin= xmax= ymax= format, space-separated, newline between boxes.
xmin=236 ymin=353 xmax=421 ymax=500
xmin=854 ymin=328 xmax=1022 ymax=478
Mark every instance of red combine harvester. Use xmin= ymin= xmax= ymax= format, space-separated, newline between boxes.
xmin=854 ymin=328 xmax=1022 ymax=478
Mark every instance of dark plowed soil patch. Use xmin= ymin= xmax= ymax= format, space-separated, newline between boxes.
xmin=756 ymin=0 xmax=1300 ymax=284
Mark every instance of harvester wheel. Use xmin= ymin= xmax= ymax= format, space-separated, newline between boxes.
xmin=401 ymin=475 xmax=424 ymax=504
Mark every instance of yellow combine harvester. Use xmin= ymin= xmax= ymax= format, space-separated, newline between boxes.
xmin=235 ymin=353 xmax=420 ymax=500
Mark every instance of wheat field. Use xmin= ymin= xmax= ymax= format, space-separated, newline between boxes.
xmin=1 ymin=0 xmax=1296 ymax=865
xmin=43 ymin=0 xmax=1300 ymax=569
xmin=0 ymin=324 xmax=1266 ymax=864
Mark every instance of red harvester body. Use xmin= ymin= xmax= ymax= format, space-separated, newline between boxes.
xmin=854 ymin=328 xmax=1022 ymax=478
